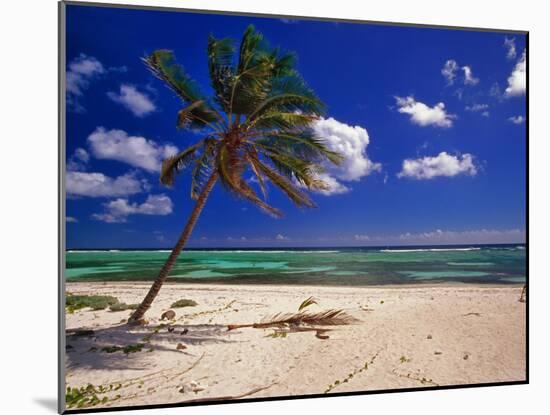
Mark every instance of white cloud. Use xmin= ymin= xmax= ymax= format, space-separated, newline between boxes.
xmin=107 ymin=84 xmax=156 ymax=117
xmin=465 ymin=103 xmax=489 ymax=112
xmin=442 ymin=60 xmax=458 ymax=85
xmin=465 ymin=103 xmax=489 ymax=117
xmin=442 ymin=60 xmax=479 ymax=86
xmin=505 ymin=50 xmax=526 ymax=97
xmin=66 ymin=216 xmax=78 ymax=223
xmin=275 ymin=233 xmax=289 ymax=241
xmin=490 ymin=82 xmax=502 ymax=100
xmin=354 ymin=234 xmax=370 ymax=241
xmin=396 ymin=228 xmax=525 ymax=244
xmin=92 ymin=194 xmax=173 ymax=223
xmin=504 ymin=37 xmax=517 ymax=60
xmin=66 ymin=54 xmax=105 ymax=112
xmin=313 ymin=173 xmax=350 ymax=195
xmin=87 ymin=128 xmax=177 ymax=173
xmin=310 ymin=117 xmax=381 ymax=195
xmin=397 ymin=151 xmax=477 ymax=180
xmin=66 ymin=171 xmax=147 ymax=197
xmin=462 ymin=66 xmax=479 ymax=85
xmin=67 ymin=148 xmax=90 ymax=171
xmin=509 ymin=115 xmax=526 ymax=125
xmin=395 ymin=96 xmax=455 ymax=128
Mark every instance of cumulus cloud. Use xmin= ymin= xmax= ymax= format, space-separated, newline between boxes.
xmin=107 ymin=84 xmax=156 ymax=117
xmin=66 ymin=216 xmax=78 ymax=223
xmin=397 ymin=152 xmax=477 ymax=180
xmin=504 ymin=37 xmax=517 ymax=60
xmin=87 ymin=128 xmax=177 ymax=173
xmin=442 ymin=60 xmax=458 ymax=85
xmin=509 ymin=115 xmax=526 ymax=125
xmin=66 ymin=54 xmax=105 ymax=112
xmin=66 ymin=171 xmax=147 ymax=197
xmin=313 ymin=173 xmax=350 ymax=195
xmin=442 ymin=60 xmax=479 ymax=86
xmin=67 ymin=148 xmax=90 ymax=171
xmin=275 ymin=233 xmax=289 ymax=241
xmin=505 ymin=50 xmax=526 ymax=97
xmin=92 ymin=194 xmax=173 ymax=223
xmin=354 ymin=234 xmax=371 ymax=241
xmin=395 ymin=96 xmax=455 ymax=128
xmin=310 ymin=117 xmax=381 ymax=195
xmin=462 ymin=66 xmax=479 ymax=85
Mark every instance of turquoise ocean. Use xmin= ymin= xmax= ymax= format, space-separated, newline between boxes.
xmin=66 ymin=244 xmax=526 ymax=286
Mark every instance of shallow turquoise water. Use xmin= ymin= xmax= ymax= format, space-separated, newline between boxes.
xmin=65 ymin=245 xmax=526 ymax=286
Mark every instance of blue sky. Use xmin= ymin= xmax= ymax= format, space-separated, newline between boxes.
xmin=65 ymin=5 xmax=527 ymax=249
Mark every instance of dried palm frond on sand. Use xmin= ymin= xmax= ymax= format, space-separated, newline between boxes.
xmin=227 ymin=309 xmax=359 ymax=331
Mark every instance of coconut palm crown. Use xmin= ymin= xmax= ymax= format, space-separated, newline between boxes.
xmin=129 ymin=25 xmax=342 ymax=323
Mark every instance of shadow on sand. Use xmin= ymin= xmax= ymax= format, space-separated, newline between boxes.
xmin=65 ymin=322 xmax=236 ymax=372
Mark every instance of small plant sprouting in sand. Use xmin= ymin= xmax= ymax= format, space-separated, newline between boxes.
xmin=325 ymin=349 xmax=382 ymax=393
xmin=101 ymin=343 xmax=146 ymax=355
xmin=180 ymin=300 xmax=235 ymax=320
xmin=171 ymin=299 xmax=198 ymax=308
xmin=298 ymin=296 xmax=318 ymax=312
xmin=400 ymin=356 xmax=411 ymax=364
xmin=109 ymin=303 xmax=139 ymax=312
xmin=227 ymin=309 xmax=358 ymax=331
xmin=66 ymin=384 xmax=122 ymax=409
xmin=391 ymin=369 xmax=439 ymax=386
xmin=266 ymin=330 xmax=288 ymax=339
xmin=66 ymin=295 xmax=119 ymax=313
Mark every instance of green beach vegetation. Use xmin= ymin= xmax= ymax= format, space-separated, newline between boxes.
xmin=129 ymin=25 xmax=342 ymax=323
xmin=171 ymin=299 xmax=198 ymax=308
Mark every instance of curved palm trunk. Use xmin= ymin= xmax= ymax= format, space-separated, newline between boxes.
xmin=129 ymin=172 xmax=218 ymax=323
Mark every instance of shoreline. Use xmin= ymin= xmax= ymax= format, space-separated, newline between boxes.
xmin=66 ymin=280 xmax=525 ymax=290
xmin=64 ymin=281 xmax=526 ymax=410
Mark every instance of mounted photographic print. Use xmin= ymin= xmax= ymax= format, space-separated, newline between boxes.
xmin=59 ymin=1 xmax=528 ymax=413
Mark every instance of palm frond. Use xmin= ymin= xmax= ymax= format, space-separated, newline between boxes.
xmin=252 ymin=142 xmax=320 ymax=186
xmin=217 ymin=144 xmax=282 ymax=217
xmin=227 ymin=309 xmax=359 ymax=331
xmin=246 ymin=75 xmax=324 ymax=124
xmin=298 ymin=296 xmax=319 ymax=312
xmin=190 ymin=139 xmax=217 ymax=199
xmin=143 ymin=50 xmax=221 ymax=126
xmin=160 ymin=142 xmax=203 ymax=186
xmin=252 ymin=111 xmax=318 ymax=131
xmin=250 ymin=154 xmax=315 ymax=208
xmin=176 ymin=100 xmax=221 ymax=130
xmin=208 ymin=35 xmax=235 ymax=111
xmin=260 ymin=131 xmax=344 ymax=165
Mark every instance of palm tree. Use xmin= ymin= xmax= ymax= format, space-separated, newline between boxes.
xmin=129 ymin=25 xmax=342 ymax=323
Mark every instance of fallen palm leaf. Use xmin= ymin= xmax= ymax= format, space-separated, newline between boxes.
xmin=298 ymin=296 xmax=318 ymax=312
xmin=227 ymin=309 xmax=358 ymax=331
xmin=179 ymin=383 xmax=277 ymax=403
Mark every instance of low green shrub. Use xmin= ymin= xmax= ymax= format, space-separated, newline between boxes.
xmin=171 ymin=299 xmax=198 ymax=308
xmin=66 ymin=295 xmax=119 ymax=313
xmin=109 ymin=303 xmax=139 ymax=312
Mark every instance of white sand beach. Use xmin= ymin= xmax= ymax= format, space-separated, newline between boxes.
xmin=64 ymin=282 xmax=526 ymax=409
